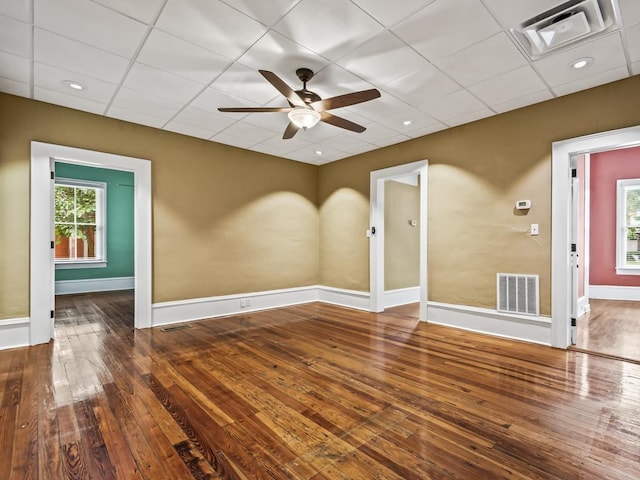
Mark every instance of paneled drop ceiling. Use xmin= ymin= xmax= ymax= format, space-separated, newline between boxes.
xmin=1 ymin=0 xmax=639 ymax=165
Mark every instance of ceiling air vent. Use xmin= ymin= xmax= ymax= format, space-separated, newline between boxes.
xmin=511 ymin=0 xmax=621 ymax=59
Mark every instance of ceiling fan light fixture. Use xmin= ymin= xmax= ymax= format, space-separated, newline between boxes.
xmin=288 ymin=107 xmax=321 ymax=130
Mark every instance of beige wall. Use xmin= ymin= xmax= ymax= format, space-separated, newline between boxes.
xmin=384 ymin=179 xmax=420 ymax=290
xmin=319 ymin=76 xmax=640 ymax=316
xmin=0 ymin=93 xmax=319 ymax=319
xmin=3 ymin=75 xmax=640 ymax=321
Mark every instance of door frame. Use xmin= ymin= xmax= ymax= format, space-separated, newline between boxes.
xmin=30 ymin=142 xmax=152 ymax=345
xmin=370 ymin=160 xmax=428 ymax=320
xmin=551 ymin=125 xmax=640 ymax=348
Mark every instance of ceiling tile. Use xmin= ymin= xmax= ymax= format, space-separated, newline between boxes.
xmin=445 ymin=107 xmax=494 ymax=128
xmin=418 ymin=89 xmax=487 ymax=123
xmin=337 ymin=31 xmax=431 ymax=86
xmin=242 ymin=113 xmax=289 ymax=134
xmin=110 ymin=86 xmax=183 ymax=119
xmin=374 ymin=105 xmax=439 ymax=132
xmin=211 ymin=132 xmax=260 ymax=149
xmin=92 ymin=0 xmax=166 ymax=24
xmin=220 ymin=0 xmax=300 ymax=26
xmin=273 ymin=0 xmax=384 ymax=61
xmin=210 ymin=63 xmax=284 ymax=104
xmin=551 ymin=66 xmax=629 ymax=97
xmin=371 ymin=133 xmax=411 ymax=148
xmin=328 ymin=133 xmax=372 ymax=155
xmin=156 ymin=0 xmax=267 ymax=58
xmin=0 ymin=50 xmax=30 ymax=83
xmin=163 ymin=121 xmax=215 ymax=140
xmin=382 ymin=64 xmax=460 ymax=104
xmin=481 ymin=0 xmax=565 ymax=29
xmin=307 ymin=63 xmax=376 ymax=100
xmin=469 ymin=65 xmax=549 ymax=106
xmin=625 ymin=23 xmax=640 ymax=62
xmin=34 ymin=29 xmax=130 ymax=83
xmin=123 ymin=63 xmax=203 ymax=103
xmin=106 ymin=105 xmax=168 ymax=128
xmin=220 ymin=121 xmax=278 ymax=143
xmin=0 ymin=14 xmax=31 ymax=58
xmin=34 ymin=62 xmax=118 ymax=103
xmin=172 ymin=105 xmax=237 ymax=131
xmin=436 ymin=33 xmax=528 ymax=87
xmin=34 ymin=0 xmax=148 ymax=58
xmin=250 ymin=136 xmax=300 ymax=157
xmin=351 ymin=0 xmax=435 ymax=27
xmin=492 ymin=89 xmax=554 ymax=114
xmin=340 ymin=89 xmax=410 ymax=122
xmin=0 ymin=77 xmax=30 ymax=97
xmin=300 ymin=121 xmax=347 ymax=142
xmin=236 ymin=31 xmax=328 ymax=78
xmin=34 ymin=86 xmax=107 ymax=114
xmin=137 ymin=29 xmax=231 ymax=85
xmin=0 ymin=0 xmax=30 ymax=22
xmin=392 ymin=0 xmax=501 ymax=61
xmin=404 ymin=122 xmax=448 ymax=138
xmin=619 ymin=0 xmax=640 ymax=27
xmin=534 ymin=32 xmax=628 ymax=87
xmin=189 ymin=86 xmax=253 ymax=115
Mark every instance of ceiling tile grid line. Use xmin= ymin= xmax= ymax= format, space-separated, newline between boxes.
xmin=1 ymin=0 xmax=637 ymax=164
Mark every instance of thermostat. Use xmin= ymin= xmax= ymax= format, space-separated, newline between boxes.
xmin=515 ymin=200 xmax=531 ymax=210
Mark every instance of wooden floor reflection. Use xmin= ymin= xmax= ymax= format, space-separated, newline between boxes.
xmin=574 ymin=298 xmax=640 ymax=363
xmin=0 ymin=291 xmax=639 ymax=479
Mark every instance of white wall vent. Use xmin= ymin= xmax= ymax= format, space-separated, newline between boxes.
xmin=511 ymin=0 xmax=621 ymax=59
xmin=497 ymin=273 xmax=539 ymax=316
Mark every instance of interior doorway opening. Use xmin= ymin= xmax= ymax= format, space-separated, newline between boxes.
xmin=551 ymin=124 xmax=640 ymax=350
xmin=369 ymin=160 xmax=428 ymax=320
xmin=30 ymin=142 xmax=152 ymax=345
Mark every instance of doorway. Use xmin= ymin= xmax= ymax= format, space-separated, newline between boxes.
xmin=570 ymin=147 xmax=640 ymax=362
xmin=30 ymin=142 xmax=152 ymax=345
xmin=369 ymin=160 xmax=428 ymax=320
xmin=551 ymin=124 xmax=640 ymax=350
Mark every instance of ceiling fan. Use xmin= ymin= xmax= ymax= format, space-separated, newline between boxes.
xmin=218 ymin=68 xmax=381 ymax=139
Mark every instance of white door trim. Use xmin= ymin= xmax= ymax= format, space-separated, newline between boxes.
xmin=370 ymin=160 xmax=428 ymax=320
xmin=30 ymin=142 xmax=152 ymax=344
xmin=551 ymin=125 xmax=640 ymax=348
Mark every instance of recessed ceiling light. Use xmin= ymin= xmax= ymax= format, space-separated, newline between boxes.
xmin=403 ymin=120 xmax=412 ymax=126
xmin=315 ymin=150 xmax=323 ymax=155
xmin=62 ymin=80 xmax=86 ymax=91
xmin=570 ymin=57 xmax=592 ymax=69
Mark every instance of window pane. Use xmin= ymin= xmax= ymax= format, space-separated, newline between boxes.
xmin=76 ymin=225 xmax=97 ymax=259
xmin=54 ymin=186 xmax=75 ymax=223
xmin=76 ymin=187 xmax=97 ymax=224
xmin=54 ymin=231 xmax=74 ymax=260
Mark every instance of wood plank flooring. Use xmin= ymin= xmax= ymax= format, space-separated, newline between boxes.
xmin=1 ymin=290 xmax=639 ymax=479
xmin=575 ymin=299 xmax=640 ymax=363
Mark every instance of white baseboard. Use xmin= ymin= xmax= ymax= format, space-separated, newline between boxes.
xmin=589 ymin=285 xmax=640 ymax=301
xmin=152 ymin=286 xmax=319 ymax=327
xmin=55 ymin=276 xmax=135 ymax=295
xmin=0 ymin=318 xmax=30 ymax=351
xmin=427 ymin=301 xmax=552 ymax=346
xmin=384 ymin=286 xmax=420 ymax=308
xmin=577 ymin=296 xmax=590 ymax=317
xmin=317 ymin=286 xmax=370 ymax=311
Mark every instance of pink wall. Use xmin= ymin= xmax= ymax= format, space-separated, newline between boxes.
xmin=590 ymin=146 xmax=640 ymax=286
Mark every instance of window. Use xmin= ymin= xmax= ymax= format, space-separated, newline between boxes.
xmin=616 ymin=178 xmax=640 ymax=275
xmin=54 ymin=178 xmax=106 ymax=268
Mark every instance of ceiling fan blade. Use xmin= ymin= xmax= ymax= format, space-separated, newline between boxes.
xmin=283 ymin=121 xmax=299 ymax=139
xmin=310 ymin=88 xmax=381 ymax=111
xmin=319 ymin=112 xmax=366 ymax=133
xmin=218 ymin=107 xmax=294 ymax=113
xmin=259 ymin=70 xmax=306 ymax=108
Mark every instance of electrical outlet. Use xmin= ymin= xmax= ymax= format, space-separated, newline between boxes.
xmin=530 ymin=224 xmax=539 ymax=235
xmin=246 ymin=298 xmax=251 ymax=307
xmin=240 ymin=299 xmax=246 ymax=308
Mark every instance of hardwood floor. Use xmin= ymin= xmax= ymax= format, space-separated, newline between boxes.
xmin=575 ymin=299 xmax=640 ymax=363
xmin=1 ymin=291 xmax=639 ymax=479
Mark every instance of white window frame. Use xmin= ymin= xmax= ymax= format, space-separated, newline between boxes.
xmin=54 ymin=177 xmax=107 ymax=269
xmin=616 ymin=178 xmax=640 ymax=275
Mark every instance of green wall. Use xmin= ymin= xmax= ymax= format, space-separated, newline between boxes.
xmin=54 ymin=162 xmax=134 ymax=281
